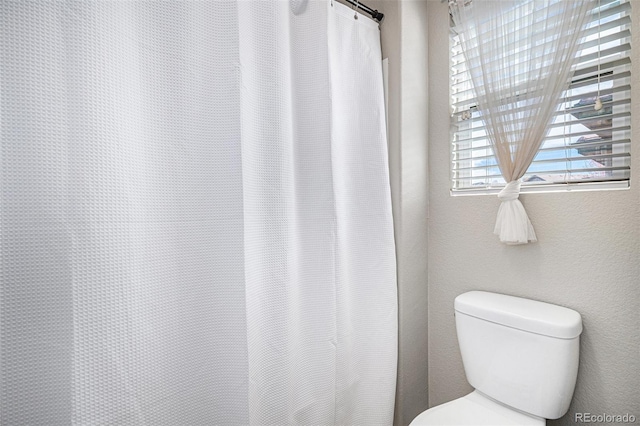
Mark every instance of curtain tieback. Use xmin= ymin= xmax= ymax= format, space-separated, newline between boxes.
xmin=497 ymin=180 xmax=521 ymax=201
xmin=494 ymin=179 xmax=536 ymax=244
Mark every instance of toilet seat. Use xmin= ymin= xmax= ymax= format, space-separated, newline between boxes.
xmin=409 ymin=391 xmax=545 ymax=426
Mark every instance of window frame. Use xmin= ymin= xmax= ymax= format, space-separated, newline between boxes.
xmin=449 ymin=0 xmax=632 ymax=196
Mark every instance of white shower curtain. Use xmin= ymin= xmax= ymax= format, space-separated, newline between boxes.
xmin=0 ymin=1 xmax=397 ymax=425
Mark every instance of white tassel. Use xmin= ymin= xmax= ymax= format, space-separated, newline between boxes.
xmin=594 ymin=97 xmax=603 ymax=111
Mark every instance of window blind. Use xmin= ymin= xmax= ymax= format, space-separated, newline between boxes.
xmin=450 ymin=0 xmax=632 ymax=193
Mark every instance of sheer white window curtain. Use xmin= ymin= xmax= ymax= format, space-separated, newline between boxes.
xmin=450 ymin=0 xmax=594 ymax=244
xmin=451 ymin=0 xmax=633 ymax=196
xmin=0 ymin=1 xmax=397 ymax=424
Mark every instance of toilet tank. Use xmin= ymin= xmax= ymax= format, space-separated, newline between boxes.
xmin=454 ymin=291 xmax=582 ymax=420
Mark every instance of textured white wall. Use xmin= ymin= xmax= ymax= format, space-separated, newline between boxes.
xmin=427 ymin=1 xmax=640 ymax=425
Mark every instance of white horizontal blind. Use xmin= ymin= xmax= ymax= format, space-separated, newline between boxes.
xmin=451 ymin=0 xmax=632 ymax=193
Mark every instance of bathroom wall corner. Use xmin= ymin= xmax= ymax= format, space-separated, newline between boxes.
xmin=366 ymin=0 xmax=431 ymax=425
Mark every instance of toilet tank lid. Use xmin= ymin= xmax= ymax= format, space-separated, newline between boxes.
xmin=454 ymin=291 xmax=582 ymax=339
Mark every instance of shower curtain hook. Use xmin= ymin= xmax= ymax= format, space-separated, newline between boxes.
xmin=353 ymin=0 xmax=360 ymax=19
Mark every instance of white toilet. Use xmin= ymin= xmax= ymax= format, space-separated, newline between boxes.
xmin=411 ymin=291 xmax=582 ymax=426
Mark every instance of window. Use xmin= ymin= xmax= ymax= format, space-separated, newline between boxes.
xmin=450 ymin=0 xmax=632 ymax=194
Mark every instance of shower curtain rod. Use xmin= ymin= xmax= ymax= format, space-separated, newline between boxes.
xmin=341 ymin=0 xmax=384 ymax=22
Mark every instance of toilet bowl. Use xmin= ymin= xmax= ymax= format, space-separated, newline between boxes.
xmin=410 ymin=391 xmax=544 ymax=426
xmin=410 ymin=291 xmax=582 ymax=426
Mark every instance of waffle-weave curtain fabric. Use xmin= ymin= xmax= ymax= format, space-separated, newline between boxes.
xmin=0 ymin=1 xmax=397 ymax=424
